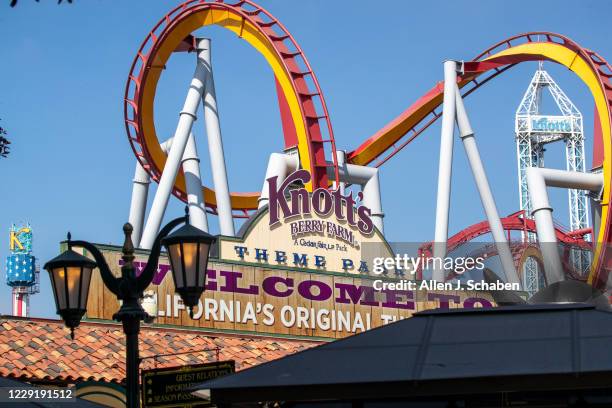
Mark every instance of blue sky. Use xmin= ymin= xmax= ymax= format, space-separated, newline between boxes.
xmin=1 ymin=0 xmax=610 ymax=317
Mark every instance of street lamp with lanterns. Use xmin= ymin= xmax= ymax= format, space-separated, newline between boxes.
xmin=44 ymin=210 xmax=216 ymax=408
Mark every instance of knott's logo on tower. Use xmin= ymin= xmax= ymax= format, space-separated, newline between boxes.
xmin=267 ymin=170 xmax=374 ymax=247
xmin=529 ymin=115 xmax=572 ymax=133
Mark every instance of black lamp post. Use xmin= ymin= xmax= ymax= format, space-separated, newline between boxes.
xmin=44 ymin=211 xmax=216 ymax=408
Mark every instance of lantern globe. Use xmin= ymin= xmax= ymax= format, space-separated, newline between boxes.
xmin=161 ymin=224 xmax=215 ymax=312
xmin=43 ymin=249 xmax=97 ymax=336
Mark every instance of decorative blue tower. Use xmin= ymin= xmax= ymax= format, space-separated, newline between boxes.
xmin=5 ymin=224 xmax=39 ymax=316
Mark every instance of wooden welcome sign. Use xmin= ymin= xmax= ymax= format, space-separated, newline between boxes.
xmin=84 ymin=190 xmax=494 ymax=339
xmin=85 ymin=249 xmax=493 ymax=339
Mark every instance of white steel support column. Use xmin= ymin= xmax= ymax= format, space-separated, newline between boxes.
xmin=130 ymin=138 xmax=173 ymax=248
xmin=361 ymin=167 xmax=384 ymax=235
xmin=201 ymin=38 xmax=235 ymax=236
xmin=258 ymin=153 xmax=299 ymax=209
xmin=128 ymin=161 xmax=151 ymax=248
xmin=455 ymin=86 xmax=520 ymax=285
xmin=526 ymin=167 xmax=603 ymax=284
xmin=335 ymin=150 xmax=347 ymax=194
xmin=433 ymin=60 xmax=458 ymax=282
xmin=140 ymin=39 xmax=209 ymax=249
xmin=329 ymin=163 xmax=384 ymax=234
xmin=183 ymin=132 xmax=209 ymax=232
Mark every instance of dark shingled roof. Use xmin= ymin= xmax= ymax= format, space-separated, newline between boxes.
xmin=0 ymin=316 xmax=319 ymax=384
xmin=194 ymin=304 xmax=612 ymax=404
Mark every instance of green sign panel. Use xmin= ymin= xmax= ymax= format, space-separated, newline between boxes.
xmin=141 ymin=361 xmax=235 ymax=407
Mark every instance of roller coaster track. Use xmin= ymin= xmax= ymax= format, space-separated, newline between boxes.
xmin=454 ymin=242 xmax=586 ymax=284
xmin=124 ymin=2 xmax=612 ymax=287
xmin=417 ymin=211 xmax=592 ymax=282
xmin=124 ymin=0 xmax=339 ymax=218
xmin=419 ymin=211 xmax=591 ymax=260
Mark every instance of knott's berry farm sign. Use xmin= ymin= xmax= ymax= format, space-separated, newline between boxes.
xmin=218 ymin=169 xmax=389 ymax=274
xmin=81 ymin=170 xmax=494 ymax=339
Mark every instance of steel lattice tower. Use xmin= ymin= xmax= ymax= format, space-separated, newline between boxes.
xmin=515 ymin=64 xmax=589 ymax=295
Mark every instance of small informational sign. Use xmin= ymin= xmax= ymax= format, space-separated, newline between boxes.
xmin=141 ymin=361 xmax=235 ymax=408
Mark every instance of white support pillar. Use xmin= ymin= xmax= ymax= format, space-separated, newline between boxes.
xmin=455 ymin=86 xmax=520 ymax=285
xmin=328 ymin=163 xmax=384 ymax=234
xmin=526 ymin=167 xmax=603 ymax=284
xmin=160 ymin=138 xmax=173 ymax=152
xmin=201 ymin=38 xmax=235 ymax=237
xmin=258 ymin=153 xmax=299 ymax=209
xmin=183 ymin=132 xmax=209 ymax=232
xmin=432 ymin=60 xmax=458 ymax=282
xmin=335 ymin=150 xmax=347 ymax=194
xmin=129 ymin=139 xmax=173 ymax=248
xmin=128 ymin=161 xmax=151 ymax=248
xmin=140 ymin=38 xmax=209 ymax=249
xmin=361 ymin=166 xmax=384 ymax=235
